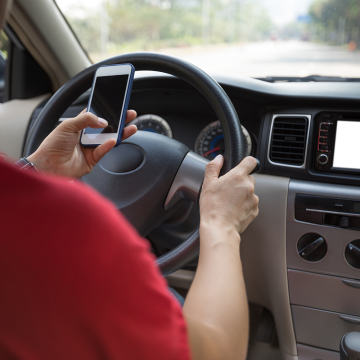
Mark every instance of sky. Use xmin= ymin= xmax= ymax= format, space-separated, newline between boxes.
xmin=261 ymin=0 xmax=314 ymax=25
xmin=56 ymin=0 xmax=314 ymax=25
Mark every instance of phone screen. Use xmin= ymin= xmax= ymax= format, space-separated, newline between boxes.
xmin=84 ymin=74 xmax=129 ymax=134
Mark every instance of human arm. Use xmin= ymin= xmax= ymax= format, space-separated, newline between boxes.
xmin=183 ymin=155 xmax=259 ymax=360
xmin=26 ymin=109 xmax=137 ymax=178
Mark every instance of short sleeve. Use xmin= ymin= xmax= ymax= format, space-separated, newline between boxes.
xmin=0 ymin=161 xmax=191 ymax=360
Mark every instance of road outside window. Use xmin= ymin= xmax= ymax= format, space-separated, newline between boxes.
xmin=55 ymin=0 xmax=360 ymax=79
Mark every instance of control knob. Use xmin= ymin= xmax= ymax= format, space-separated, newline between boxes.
xmin=345 ymin=240 xmax=360 ymax=270
xmin=340 ymin=332 xmax=360 ymax=360
xmin=317 ymin=153 xmax=329 ymax=165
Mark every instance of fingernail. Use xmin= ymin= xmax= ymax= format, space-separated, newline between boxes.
xmin=98 ymin=118 xmax=107 ymax=126
xmin=215 ymin=154 xmax=223 ymax=159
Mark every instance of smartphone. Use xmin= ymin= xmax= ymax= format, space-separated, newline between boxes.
xmin=80 ymin=64 xmax=135 ymax=147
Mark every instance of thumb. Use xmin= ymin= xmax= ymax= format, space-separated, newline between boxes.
xmin=92 ymin=139 xmax=116 ymax=164
xmin=62 ymin=112 xmax=108 ymax=132
xmin=204 ymin=154 xmax=224 ymax=181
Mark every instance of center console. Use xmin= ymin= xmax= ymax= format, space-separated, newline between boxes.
xmin=287 ymin=180 xmax=360 ymax=357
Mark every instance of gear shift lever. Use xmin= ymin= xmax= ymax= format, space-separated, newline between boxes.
xmin=341 ymin=332 xmax=360 ymax=360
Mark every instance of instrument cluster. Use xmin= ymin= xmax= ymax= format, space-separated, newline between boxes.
xmin=128 ymin=115 xmax=253 ymax=159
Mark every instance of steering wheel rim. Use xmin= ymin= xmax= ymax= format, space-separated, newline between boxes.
xmin=23 ymin=52 xmax=245 ymax=276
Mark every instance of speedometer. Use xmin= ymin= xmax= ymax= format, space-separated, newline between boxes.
xmin=128 ymin=114 xmax=173 ymax=138
xmin=195 ymin=121 xmax=252 ymax=160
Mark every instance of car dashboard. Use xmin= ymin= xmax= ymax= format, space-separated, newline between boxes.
xmin=26 ymin=73 xmax=360 ymax=360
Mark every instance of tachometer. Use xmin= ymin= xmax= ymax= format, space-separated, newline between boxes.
xmin=128 ymin=114 xmax=173 ymax=138
xmin=195 ymin=121 xmax=252 ymax=160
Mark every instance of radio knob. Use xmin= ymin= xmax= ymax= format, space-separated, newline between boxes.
xmin=317 ymin=154 xmax=329 ymax=165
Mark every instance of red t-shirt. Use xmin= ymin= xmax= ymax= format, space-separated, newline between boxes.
xmin=0 ymin=160 xmax=190 ymax=360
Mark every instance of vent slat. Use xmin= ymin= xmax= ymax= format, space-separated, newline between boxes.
xmin=272 ymin=145 xmax=304 ymax=149
xmin=272 ymin=151 xmax=304 ymax=156
xmin=271 ymin=157 xmax=304 ymax=162
xmin=272 ymin=139 xmax=305 ymax=144
xmin=273 ymin=121 xmax=305 ymax=125
xmin=273 ymin=128 xmax=305 ymax=136
xmin=273 ymin=125 xmax=306 ymax=129
xmin=270 ymin=116 xmax=308 ymax=166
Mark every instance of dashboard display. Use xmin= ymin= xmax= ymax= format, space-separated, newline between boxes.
xmin=333 ymin=121 xmax=360 ymax=170
xmin=195 ymin=121 xmax=252 ymax=160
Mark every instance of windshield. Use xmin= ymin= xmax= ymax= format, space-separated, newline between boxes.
xmin=55 ymin=0 xmax=360 ymax=79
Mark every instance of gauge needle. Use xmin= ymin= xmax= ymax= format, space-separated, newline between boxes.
xmin=202 ymin=146 xmax=221 ymax=157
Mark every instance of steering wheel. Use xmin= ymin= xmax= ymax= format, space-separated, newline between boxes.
xmin=23 ymin=53 xmax=245 ymax=276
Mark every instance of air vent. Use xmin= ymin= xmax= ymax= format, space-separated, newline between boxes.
xmin=269 ymin=116 xmax=309 ymax=166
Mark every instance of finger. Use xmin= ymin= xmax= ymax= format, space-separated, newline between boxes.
xmin=92 ymin=139 xmax=116 ymax=164
xmin=125 ymin=110 xmax=137 ymax=124
xmin=122 ymin=125 xmax=137 ymax=140
xmin=204 ymin=154 xmax=224 ymax=181
xmin=235 ymin=156 xmax=257 ymax=175
xmin=64 ymin=112 xmax=108 ymax=132
xmin=80 ymin=108 xmax=87 ymax=114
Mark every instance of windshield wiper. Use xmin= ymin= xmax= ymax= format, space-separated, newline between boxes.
xmin=257 ymin=75 xmax=360 ymax=83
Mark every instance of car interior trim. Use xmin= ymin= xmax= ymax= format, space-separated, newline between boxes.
xmin=7 ymin=0 xmax=90 ymax=91
xmin=297 ymin=343 xmax=339 ymax=360
xmin=342 ymin=278 xmax=360 ymax=289
xmin=305 ymin=209 xmax=360 ymax=217
xmin=339 ymin=314 xmax=360 ymax=325
xmin=0 ymin=94 xmax=49 ymax=159
xmin=133 ymin=71 xmax=360 ymax=104
xmin=240 ymin=174 xmax=297 ymax=357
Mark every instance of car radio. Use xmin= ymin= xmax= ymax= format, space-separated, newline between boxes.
xmin=315 ymin=112 xmax=360 ymax=174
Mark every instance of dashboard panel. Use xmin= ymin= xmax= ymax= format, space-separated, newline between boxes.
xmin=26 ymin=76 xmax=360 ymax=189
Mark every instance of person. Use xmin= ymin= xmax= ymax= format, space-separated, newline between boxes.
xmin=0 ymin=3 xmax=259 ymax=360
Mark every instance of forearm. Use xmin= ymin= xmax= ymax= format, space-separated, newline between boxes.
xmin=183 ymin=223 xmax=249 ymax=360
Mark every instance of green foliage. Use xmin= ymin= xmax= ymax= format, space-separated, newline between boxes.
xmin=61 ymin=0 xmax=274 ymax=61
xmin=0 ymin=30 xmax=8 ymax=58
xmin=309 ymin=0 xmax=360 ymax=44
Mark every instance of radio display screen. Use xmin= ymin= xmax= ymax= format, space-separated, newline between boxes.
xmin=333 ymin=120 xmax=360 ymax=170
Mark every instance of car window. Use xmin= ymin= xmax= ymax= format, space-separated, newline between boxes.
xmin=55 ymin=0 xmax=360 ymax=80
xmin=0 ymin=30 xmax=8 ymax=102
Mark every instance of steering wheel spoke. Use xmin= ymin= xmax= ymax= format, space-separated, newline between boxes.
xmin=164 ymin=151 xmax=209 ymax=210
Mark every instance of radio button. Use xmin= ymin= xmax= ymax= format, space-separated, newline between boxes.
xmin=296 ymin=195 xmax=324 ymax=210
xmin=317 ymin=153 xmax=329 ymax=164
xmin=323 ymin=113 xmax=333 ymax=119
xmin=319 ymin=144 xmax=330 ymax=151
xmin=320 ymin=122 xmax=333 ymax=130
xmin=324 ymin=198 xmax=352 ymax=212
xmin=295 ymin=209 xmax=324 ymax=225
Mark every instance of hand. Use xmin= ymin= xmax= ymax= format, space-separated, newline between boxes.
xmin=199 ymin=155 xmax=259 ymax=238
xmin=27 ymin=110 xmax=137 ymax=179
